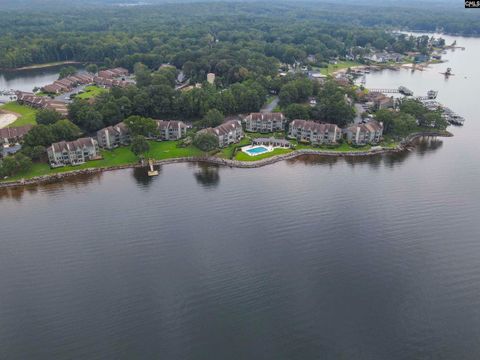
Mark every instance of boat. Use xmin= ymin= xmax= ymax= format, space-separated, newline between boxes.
xmin=427 ymin=90 xmax=438 ymax=99
xmin=440 ymin=67 xmax=453 ymax=76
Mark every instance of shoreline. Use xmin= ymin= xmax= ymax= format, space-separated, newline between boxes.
xmin=0 ymin=131 xmax=452 ymax=189
xmin=1 ymin=61 xmax=82 ymax=72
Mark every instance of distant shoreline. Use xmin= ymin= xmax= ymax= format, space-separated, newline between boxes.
xmin=1 ymin=61 xmax=82 ymax=72
xmin=0 ymin=131 xmax=452 ymax=189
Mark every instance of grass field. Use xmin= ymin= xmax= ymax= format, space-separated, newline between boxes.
xmin=319 ymin=61 xmax=361 ymax=75
xmin=146 ymin=141 xmax=204 ymax=160
xmin=76 ymin=86 xmax=107 ymax=100
xmin=0 ymin=102 xmax=37 ymax=127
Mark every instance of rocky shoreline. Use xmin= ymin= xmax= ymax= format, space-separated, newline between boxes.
xmin=0 ymin=131 xmax=452 ymax=189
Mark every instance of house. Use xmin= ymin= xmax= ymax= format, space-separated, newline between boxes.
xmin=42 ymin=73 xmax=95 ymax=94
xmin=364 ymin=92 xmax=394 ymax=110
xmin=207 ymin=73 xmax=216 ymax=84
xmin=97 ymin=122 xmax=130 ymax=149
xmin=154 ymin=120 xmax=188 ymax=140
xmin=1 ymin=144 xmax=22 ymax=158
xmin=15 ymin=91 xmax=69 ymax=117
xmin=288 ymin=120 xmax=342 ymax=145
xmin=201 ymin=120 xmax=243 ymax=148
xmin=308 ymin=72 xmax=327 ymax=83
xmin=365 ymin=52 xmax=405 ymax=63
xmin=344 ymin=120 xmax=383 ymax=145
xmin=98 ymin=67 xmax=129 ymax=79
xmin=93 ymin=76 xmax=129 ymax=88
xmin=244 ymin=112 xmax=287 ymax=133
xmin=47 ymin=137 xmax=100 ymax=168
xmin=0 ymin=125 xmax=33 ymax=145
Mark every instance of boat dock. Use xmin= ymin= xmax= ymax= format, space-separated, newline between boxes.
xmin=420 ymin=100 xmax=465 ymax=126
xmin=368 ymin=86 xmax=414 ymax=96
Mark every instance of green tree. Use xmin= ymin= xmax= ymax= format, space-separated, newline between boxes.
xmin=131 ymin=135 xmax=150 ymax=155
xmin=23 ymin=125 xmax=55 ymax=147
xmin=375 ymin=109 xmax=396 ymax=134
xmin=134 ymin=63 xmax=152 ymax=88
xmin=21 ymin=145 xmax=46 ymax=161
xmin=36 ymin=108 xmax=62 ymax=125
xmin=193 ymin=132 xmax=218 ymax=151
xmin=0 ymin=153 xmax=32 ymax=177
xmin=58 ymin=66 xmax=77 ymax=79
xmin=124 ymin=115 xmax=158 ymax=137
xmin=284 ymin=103 xmax=310 ymax=120
xmin=50 ymin=120 xmax=82 ymax=141
xmin=86 ymin=64 xmax=98 ymax=74
xmin=202 ymin=109 xmax=224 ymax=128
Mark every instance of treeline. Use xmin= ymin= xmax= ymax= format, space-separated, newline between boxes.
xmin=67 ymin=65 xmax=268 ymax=132
xmin=0 ymin=1 xmax=477 ymax=71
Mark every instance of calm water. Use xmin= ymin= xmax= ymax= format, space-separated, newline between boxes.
xmin=0 ymin=64 xmax=84 ymax=102
xmin=1 ymin=35 xmax=480 ymax=359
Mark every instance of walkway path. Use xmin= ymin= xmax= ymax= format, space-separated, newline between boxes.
xmin=261 ymin=96 xmax=279 ymax=113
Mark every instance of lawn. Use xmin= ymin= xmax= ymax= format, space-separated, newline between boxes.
xmin=76 ymin=86 xmax=107 ymax=100
xmin=2 ymin=147 xmax=139 ymax=182
xmin=292 ymin=140 xmax=372 ymax=152
xmin=0 ymin=102 xmax=37 ymax=127
xmin=235 ymin=148 xmax=293 ymax=162
xmin=319 ymin=60 xmax=361 ymax=75
xmin=145 ymin=140 xmax=204 ymax=160
xmin=218 ymin=137 xmax=251 ymax=159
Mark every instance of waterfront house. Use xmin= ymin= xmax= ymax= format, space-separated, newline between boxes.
xmin=344 ymin=120 xmax=383 ymax=145
xmin=97 ymin=122 xmax=130 ymax=149
xmin=244 ymin=112 xmax=287 ymax=133
xmin=154 ymin=120 xmax=188 ymax=141
xmin=288 ymin=120 xmax=342 ymax=145
xmin=47 ymin=137 xmax=100 ymax=168
xmin=15 ymin=91 xmax=69 ymax=117
xmin=365 ymin=52 xmax=405 ymax=63
xmin=201 ymin=120 xmax=243 ymax=148
xmin=42 ymin=74 xmax=95 ymax=94
xmin=0 ymin=125 xmax=33 ymax=145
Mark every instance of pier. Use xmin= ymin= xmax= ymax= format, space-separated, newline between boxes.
xmin=368 ymin=86 xmax=414 ymax=96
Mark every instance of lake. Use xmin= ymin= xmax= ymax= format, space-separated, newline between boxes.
xmin=1 ymin=34 xmax=480 ymax=359
xmin=0 ymin=64 xmax=84 ymax=102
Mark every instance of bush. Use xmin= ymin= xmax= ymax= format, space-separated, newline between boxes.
xmin=193 ymin=132 xmax=219 ymax=151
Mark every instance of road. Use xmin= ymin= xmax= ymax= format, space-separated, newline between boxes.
xmin=261 ymin=96 xmax=279 ymax=113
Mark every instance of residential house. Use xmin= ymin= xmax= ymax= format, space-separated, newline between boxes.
xmin=344 ymin=120 xmax=383 ymax=145
xmin=0 ymin=125 xmax=33 ymax=145
xmin=288 ymin=120 xmax=342 ymax=145
xmin=15 ymin=91 xmax=68 ymax=117
xmin=154 ymin=120 xmax=188 ymax=140
xmin=244 ymin=112 xmax=287 ymax=133
xmin=365 ymin=52 xmax=405 ymax=63
xmin=47 ymin=137 xmax=100 ymax=167
xmin=201 ymin=120 xmax=243 ymax=148
xmin=42 ymin=74 xmax=95 ymax=94
xmin=97 ymin=122 xmax=130 ymax=149
xmin=93 ymin=76 xmax=129 ymax=88
xmin=98 ymin=67 xmax=129 ymax=79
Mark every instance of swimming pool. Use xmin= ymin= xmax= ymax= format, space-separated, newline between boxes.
xmin=245 ymin=146 xmax=269 ymax=155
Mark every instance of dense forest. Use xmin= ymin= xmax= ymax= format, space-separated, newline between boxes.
xmin=0 ymin=1 xmax=479 ymax=69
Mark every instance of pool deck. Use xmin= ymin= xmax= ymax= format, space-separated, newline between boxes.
xmin=242 ymin=144 xmax=274 ymax=156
